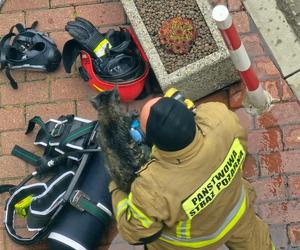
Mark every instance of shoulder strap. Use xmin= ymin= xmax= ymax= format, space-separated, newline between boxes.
xmin=59 ymin=121 xmax=97 ymax=148
xmin=12 ymin=145 xmax=41 ymax=167
xmin=0 ymin=23 xmax=28 ymax=89
xmin=25 ymin=116 xmax=49 ymax=135
xmin=5 ymin=67 xmax=18 ymax=89
xmin=4 ymin=183 xmax=49 ymax=245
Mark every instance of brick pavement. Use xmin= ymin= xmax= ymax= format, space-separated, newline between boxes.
xmin=0 ymin=0 xmax=299 ymax=249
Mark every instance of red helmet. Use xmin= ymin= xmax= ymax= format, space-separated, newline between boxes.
xmin=63 ymin=27 xmax=150 ymax=102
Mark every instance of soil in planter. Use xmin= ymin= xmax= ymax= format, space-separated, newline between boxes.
xmin=134 ymin=0 xmax=218 ymax=74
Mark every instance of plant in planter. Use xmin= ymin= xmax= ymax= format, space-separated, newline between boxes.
xmin=121 ymin=0 xmax=239 ymax=100
xmin=159 ymin=17 xmax=198 ymax=55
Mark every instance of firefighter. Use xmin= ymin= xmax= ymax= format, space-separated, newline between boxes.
xmin=109 ymin=97 xmax=274 ymax=250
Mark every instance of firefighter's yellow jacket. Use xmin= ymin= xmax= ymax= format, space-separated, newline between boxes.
xmin=109 ymin=102 xmax=256 ymax=249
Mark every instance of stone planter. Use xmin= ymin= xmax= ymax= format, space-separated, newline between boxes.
xmin=121 ymin=0 xmax=239 ymax=100
xmin=0 ymin=0 xmax=6 ymax=9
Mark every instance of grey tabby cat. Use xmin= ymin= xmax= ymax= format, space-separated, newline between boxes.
xmin=91 ymin=88 xmax=149 ymax=193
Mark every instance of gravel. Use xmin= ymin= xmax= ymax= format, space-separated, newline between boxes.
xmin=134 ymin=0 xmax=218 ymax=74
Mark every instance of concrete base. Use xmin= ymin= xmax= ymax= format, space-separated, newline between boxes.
xmin=121 ymin=0 xmax=239 ymax=101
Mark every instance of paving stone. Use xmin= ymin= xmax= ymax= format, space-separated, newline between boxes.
xmin=234 ymin=108 xmax=254 ymax=130
xmin=51 ymin=0 xmax=98 ymax=7
xmin=0 ymin=178 xmax=26 ymax=205
xmin=76 ymin=100 xmax=97 ymax=120
xmin=262 ymin=80 xmax=280 ymax=102
xmin=209 ymin=0 xmax=227 ymax=7
xmin=0 ymin=130 xmax=39 ymax=155
xmin=1 ymin=0 xmax=49 ymax=12
xmin=252 ymin=56 xmax=282 ymax=81
xmin=26 ymin=102 xmax=75 ymax=122
xmin=243 ymin=154 xmax=258 ymax=180
xmin=229 ymin=82 xmax=245 ymax=109
xmin=255 ymin=102 xmax=300 ymax=128
xmin=210 ymin=0 xmax=227 ymax=6
xmin=0 ymin=206 xmax=4 ymax=229
xmin=48 ymin=63 xmax=76 ymax=79
xmin=281 ymin=79 xmax=297 ymax=101
xmin=0 ymin=156 xmax=26 ymax=178
xmin=5 ymin=230 xmax=48 ymax=249
xmin=252 ymin=176 xmax=286 ymax=202
xmin=49 ymin=30 xmax=73 ymax=52
xmin=0 ymin=81 xmax=49 ymax=105
xmin=288 ymin=224 xmax=300 ymax=247
xmin=0 ymin=70 xmax=25 ymax=85
xmin=270 ymin=224 xmax=289 ymax=250
xmin=282 ymin=124 xmax=300 ymax=150
xmin=258 ymin=202 xmax=288 ymax=224
xmin=287 ymin=175 xmax=300 ymax=198
xmin=287 ymin=201 xmax=300 ymax=224
xmin=75 ymin=3 xmax=126 ymax=27
xmin=51 ymin=77 xmax=94 ymax=101
xmin=241 ymin=34 xmax=265 ymax=57
xmin=228 ymin=0 xmax=243 ymax=11
xmin=26 ymin=7 xmax=74 ymax=32
xmin=25 ymin=71 xmax=48 ymax=82
xmin=260 ymin=151 xmax=300 ymax=176
xmin=0 ymin=107 xmax=25 ymax=131
xmin=232 ymin=11 xmax=250 ymax=33
xmin=247 ymin=127 xmax=283 ymax=154
xmin=0 ymin=230 xmax=4 ymax=249
xmin=0 ymin=12 xmax=24 ymax=36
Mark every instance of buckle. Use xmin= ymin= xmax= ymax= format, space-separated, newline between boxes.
xmin=51 ymin=123 xmax=65 ymax=137
xmin=70 ymin=190 xmax=89 ymax=212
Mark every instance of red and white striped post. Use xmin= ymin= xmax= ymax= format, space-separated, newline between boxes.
xmin=212 ymin=5 xmax=271 ymax=113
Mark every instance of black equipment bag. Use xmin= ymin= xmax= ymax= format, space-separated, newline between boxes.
xmin=48 ymin=151 xmax=112 ymax=250
xmin=1 ymin=115 xmax=113 ymax=249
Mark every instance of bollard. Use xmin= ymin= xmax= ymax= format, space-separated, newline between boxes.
xmin=212 ymin=5 xmax=271 ymax=114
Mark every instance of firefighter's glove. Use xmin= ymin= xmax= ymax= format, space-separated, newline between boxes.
xmin=65 ymin=17 xmax=111 ymax=58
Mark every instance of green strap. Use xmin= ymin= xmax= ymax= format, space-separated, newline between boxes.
xmin=12 ymin=145 xmax=40 ymax=167
xmin=78 ymin=198 xmax=110 ymax=224
xmin=60 ymin=122 xmax=96 ymax=147
xmin=25 ymin=116 xmax=49 ymax=135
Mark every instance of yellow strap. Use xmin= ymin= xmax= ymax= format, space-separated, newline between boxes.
xmin=15 ymin=195 xmax=33 ymax=218
xmin=128 ymin=193 xmax=153 ymax=228
xmin=164 ymin=87 xmax=178 ymax=98
xmin=182 ymin=138 xmax=246 ymax=219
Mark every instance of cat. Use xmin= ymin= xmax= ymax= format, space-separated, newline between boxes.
xmin=91 ymin=88 xmax=149 ymax=193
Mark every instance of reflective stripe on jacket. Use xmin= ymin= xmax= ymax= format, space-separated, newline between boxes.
xmin=110 ymin=102 xmax=250 ymax=249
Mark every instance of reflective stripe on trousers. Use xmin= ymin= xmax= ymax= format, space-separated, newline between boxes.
xmin=160 ymin=187 xmax=247 ymax=248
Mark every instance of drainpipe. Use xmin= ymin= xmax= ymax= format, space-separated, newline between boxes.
xmin=212 ymin=5 xmax=271 ymax=114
